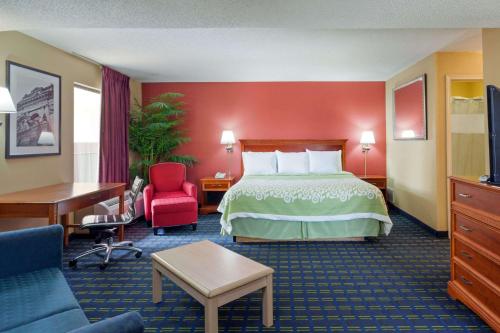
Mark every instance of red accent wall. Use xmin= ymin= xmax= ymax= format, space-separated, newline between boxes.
xmin=142 ymin=82 xmax=386 ymax=183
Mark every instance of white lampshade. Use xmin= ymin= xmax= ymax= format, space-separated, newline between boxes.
xmin=401 ymin=129 xmax=416 ymax=138
xmin=220 ymin=130 xmax=235 ymax=145
xmin=38 ymin=131 xmax=55 ymax=146
xmin=0 ymin=87 xmax=16 ymax=113
xmin=360 ymin=131 xmax=375 ymax=145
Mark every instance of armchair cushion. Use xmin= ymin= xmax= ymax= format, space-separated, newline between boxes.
xmin=4 ymin=309 xmax=89 ymax=333
xmin=0 ymin=224 xmax=63 ymax=279
xmin=0 ymin=268 xmax=84 ymax=332
xmin=150 ymin=162 xmax=186 ymax=192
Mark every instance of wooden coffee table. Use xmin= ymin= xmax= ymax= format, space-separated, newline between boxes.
xmin=151 ymin=240 xmax=274 ymax=332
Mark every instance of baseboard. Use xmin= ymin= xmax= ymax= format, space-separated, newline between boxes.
xmin=388 ymin=203 xmax=448 ymax=238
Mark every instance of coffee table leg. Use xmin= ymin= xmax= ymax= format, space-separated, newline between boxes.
xmin=152 ymin=264 xmax=162 ymax=303
xmin=263 ymin=274 xmax=273 ymax=327
xmin=205 ymin=298 xmax=218 ymax=333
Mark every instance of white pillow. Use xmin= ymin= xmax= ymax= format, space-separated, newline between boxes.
xmin=276 ymin=151 xmax=309 ymax=174
xmin=242 ymin=152 xmax=277 ymax=175
xmin=306 ymin=149 xmax=342 ymax=174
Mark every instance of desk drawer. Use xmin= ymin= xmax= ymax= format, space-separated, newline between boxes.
xmin=453 ymin=263 xmax=500 ymax=317
xmin=202 ymin=182 xmax=230 ymax=191
xmin=454 ymin=238 xmax=500 ymax=286
xmin=454 ymin=213 xmax=500 ymax=257
xmin=454 ymin=181 xmax=500 ymax=216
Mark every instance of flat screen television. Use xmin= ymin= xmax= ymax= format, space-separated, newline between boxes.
xmin=487 ymin=85 xmax=500 ymax=185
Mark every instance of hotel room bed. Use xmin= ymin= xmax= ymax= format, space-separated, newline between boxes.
xmin=217 ymin=139 xmax=392 ymax=242
xmin=218 ymin=172 xmax=392 ymax=241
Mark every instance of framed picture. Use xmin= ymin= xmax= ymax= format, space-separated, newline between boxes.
xmin=393 ymin=74 xmax=427 ymax=140
xmin=5 ymin=61 xmax=61 ymax=158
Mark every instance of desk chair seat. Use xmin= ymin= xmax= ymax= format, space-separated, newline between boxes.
xmin=69 ymin=177 xmax=144 ymax=270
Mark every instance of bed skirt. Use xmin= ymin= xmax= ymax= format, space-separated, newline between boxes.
xmin=227 ymin=217 xmax=382 ymax=241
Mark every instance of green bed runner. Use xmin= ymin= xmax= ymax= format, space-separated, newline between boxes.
xmin=218 ymin=172 xmax=392 ymax=236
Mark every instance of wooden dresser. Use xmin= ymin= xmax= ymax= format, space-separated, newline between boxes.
xmin=448 ymin=177 xmax=500 ymax=331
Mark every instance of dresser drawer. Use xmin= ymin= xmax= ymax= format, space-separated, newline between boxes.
xmin=453 ymin=181 xmax=500 ymax=216
xmin=202 ymin=182 xmax=231 ymax=191
xmin=454 ymin=238 xmax=500 ymax=286
xmin=454 ymin=213 xmax=500 ymax=257
xmin=453 ymin=263 xmax=500 ymax=317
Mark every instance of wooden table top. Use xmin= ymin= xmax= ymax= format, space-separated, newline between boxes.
xmin=0 ymin=182 xmax=126 ymax=204
xmin=152 ymin=240 xmax=273 ymax=298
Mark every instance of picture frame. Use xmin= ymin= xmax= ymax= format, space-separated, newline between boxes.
xmin=393 ymin=74 xmax=427 ymax=140
xmin=5 ymin=61 xmax=61 ymax=158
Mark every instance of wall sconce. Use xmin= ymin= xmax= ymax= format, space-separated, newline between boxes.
xmin=0 ymin=87 xmax=16 ymax=126
xmin=360 ymin=130 xmax=375 ymax=177
xmin=220 ymin=130 xmax=236 ymax=153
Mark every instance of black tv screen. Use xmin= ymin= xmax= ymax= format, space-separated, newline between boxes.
xmin=487 ymin=85 xmax=500 ymax=185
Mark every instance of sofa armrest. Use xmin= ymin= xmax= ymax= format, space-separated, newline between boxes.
xmin=143 ymin=183 xmax=155 ymax=221
xmin=0 ymin=224 xmax=63 ymax=278
xmin=68 ymin=312 xmax=144 ymax=333
xmin=183 ymin=181 xmax=197 ymax=199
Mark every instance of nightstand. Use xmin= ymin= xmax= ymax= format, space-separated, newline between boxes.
xmin=359 ymin=175 xmax=387 ymax=200
xmin=199 ymin=176 xmax=235 ymax=214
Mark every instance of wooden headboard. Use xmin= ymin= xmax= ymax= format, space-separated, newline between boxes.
xmin=239 ymin=139 xmax=347 ymax=175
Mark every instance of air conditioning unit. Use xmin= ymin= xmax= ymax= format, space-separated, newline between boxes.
xmin=93 ymin=190 xmax=144 ymax=217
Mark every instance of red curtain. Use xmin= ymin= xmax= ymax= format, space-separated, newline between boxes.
xmin=99 ymin=67 xmax=130 ymax=184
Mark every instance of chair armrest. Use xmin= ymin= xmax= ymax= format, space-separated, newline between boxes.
xmin=183 ymin=181 xmax=197 ymax=199
xmin=68 ymin=312 xmax=144 ymax=333
xmin=143 ymin=184 xmax=155 ymax=221
xmin=0 ymin=224 xmax=63 ymax=278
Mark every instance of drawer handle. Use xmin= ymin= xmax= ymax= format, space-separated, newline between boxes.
xmin=458 ymin=193 xmax=472 ymax=198
xmin=460 ymin=276 xmax=473 ymax=286
xmin=459 ymin=225 xmax=472 ymax=232
xmin=460 ymin=251 xmax=473 ymax=260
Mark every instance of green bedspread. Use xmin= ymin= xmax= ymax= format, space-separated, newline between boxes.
xmin=218 ymin=172 xmax=392 ymax=236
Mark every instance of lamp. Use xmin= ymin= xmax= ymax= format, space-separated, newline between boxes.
xmin=220 ymin=130 xmax=235 ymax=152
xmin=0 ymin=87 xmax=16 ymax=126
xmin=38 ymin=131 xmax=55 ymax=146
xmin=360 ymin=131 xmax=375 ymax=177
xmin=220 ymin=130 xmax=236 ymax=178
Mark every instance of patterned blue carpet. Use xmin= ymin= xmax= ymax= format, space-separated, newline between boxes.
xmin=62 ymin=211 xmax=492 ymax=332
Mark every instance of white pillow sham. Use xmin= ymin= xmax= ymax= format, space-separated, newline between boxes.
xmin=242 ymin=152 xmax=277 ymax=175
xmin=276 ymin=151 xmax=309 ymax=174
xmin=306 ymin=149 xmax=342 ymax=174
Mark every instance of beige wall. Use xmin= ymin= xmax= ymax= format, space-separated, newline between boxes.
xmin=0 ymin=32 xmax=140 ymax=231
xmin=386 ymin=55 xmax=439 ymax=228
xmin=386 ymin=52 xmax=483 ymax=232
xmin=483 ymin=29 xmax=500 ymax=88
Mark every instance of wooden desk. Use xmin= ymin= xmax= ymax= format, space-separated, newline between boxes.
xmin=0 ymin=183 xmax=126 ymax=246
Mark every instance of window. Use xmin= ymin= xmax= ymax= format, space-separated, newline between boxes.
xmin=74 ymin=84 xmax=101 ymax=182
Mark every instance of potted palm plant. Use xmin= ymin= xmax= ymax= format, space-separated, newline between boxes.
xmin=129 ymin=92 xmax=196 ymax=184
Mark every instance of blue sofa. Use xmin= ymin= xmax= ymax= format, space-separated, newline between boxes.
xmin=0 ymin=225 xmax=144 ymax=333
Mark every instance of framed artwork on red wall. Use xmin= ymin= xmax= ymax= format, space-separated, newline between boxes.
xmin=393 ymin=74 xmax=427 ymax=140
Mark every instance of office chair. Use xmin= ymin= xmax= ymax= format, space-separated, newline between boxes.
xmin=69 ymin=176 xmax=144 ymax=270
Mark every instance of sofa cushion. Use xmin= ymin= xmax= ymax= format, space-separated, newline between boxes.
xmin=152 ymin=196 xmax=197 ymax=214
xmin=0 ymin=268 xmax=84 ymax=332
xmin=3 ymin=308 xmax=89 ymax=333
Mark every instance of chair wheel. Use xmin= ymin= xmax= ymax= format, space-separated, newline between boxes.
xmin=153 ymin=228 xmax=158 ymax=236
xmin=69 ymin=260 xmax=77 ymax=268
xmin=135 ymin=251 xmax=142 ymax=258
xmin=99 ymin=263 xmax=108 ymax=270
xmin=192 ymin=224 xmax=197 ymax=231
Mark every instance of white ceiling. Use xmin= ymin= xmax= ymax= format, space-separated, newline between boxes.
xmin=0 ymin=0 xmax=496 ymax=82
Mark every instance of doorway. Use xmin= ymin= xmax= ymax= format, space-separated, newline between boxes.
xmin=445 ymin=75 xmax=485 ymax=233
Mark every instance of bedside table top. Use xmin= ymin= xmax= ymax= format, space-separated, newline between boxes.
xmin=358 ymin=175 xmax=386 ymax=180
xmin=200 ymin=176 xmax=235 ymax=182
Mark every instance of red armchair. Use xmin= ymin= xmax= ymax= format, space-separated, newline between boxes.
xmin=144 ymin=162 xmax=198 ymax=234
